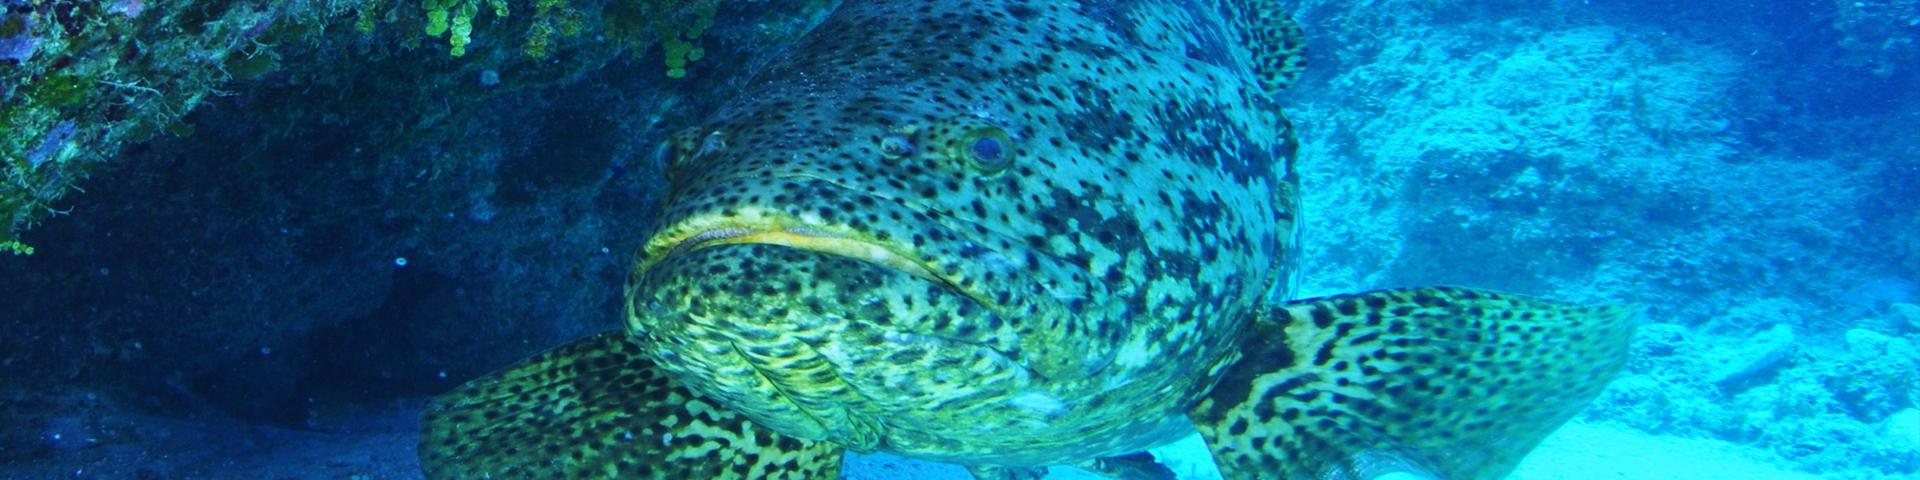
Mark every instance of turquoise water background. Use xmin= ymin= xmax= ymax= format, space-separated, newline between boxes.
xmin=1283 ymin=1 xmax=1917 ymax=477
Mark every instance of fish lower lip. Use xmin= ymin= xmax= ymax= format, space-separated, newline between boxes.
xmin=667 ymin=226 xmax=833 ymax=257
xmin=667 ymin=227 xmax=946 ymax=284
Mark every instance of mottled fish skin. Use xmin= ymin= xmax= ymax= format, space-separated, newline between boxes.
xmin=626 ymin=0 xmax=1298 ymax=467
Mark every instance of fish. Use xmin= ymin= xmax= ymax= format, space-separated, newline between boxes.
xmin=418 ymin=1 xmax=1636 ymax=479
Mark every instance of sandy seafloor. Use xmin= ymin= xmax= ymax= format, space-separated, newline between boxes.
xmin=0 ymin=399 xmax=1834 ymax=480
xmin=3 ymin=0 xmax=1919 ymax=479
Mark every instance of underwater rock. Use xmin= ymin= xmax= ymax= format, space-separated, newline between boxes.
xmin=1881 ymin=408 xmax=1920 ymax=473
xmin=1830 ymin=329 xmax=1920 ymax=422
xmin=1634 ymin=323 xmax=1691 ymax=357
xmin=1707 ymin=324 xmax=1796 ymax=392
xmin=1856 ymin=301 xmax=1920 ymax=335
xmin=1702 ymin=298 xmax=1803 ymax=337
xmin=1888 ymin=409 xmax=1920 ymax=451
xmin=1831 ymin=0 xmax=1920 ymax=77
xmin=1892 ymin=303 xmax=1920 ymax=331
xmin=1587 ymin=374 xmax=1687 ymax=433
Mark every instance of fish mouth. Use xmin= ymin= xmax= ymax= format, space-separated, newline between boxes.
xmin=651 ymin=223 xmax=948 ymax=287
xmin=625 ymin=177 xmax=1044 ymax=449
xmin=628 ymin=239 xmax=1032 ymax=452
xmin=632 ymin=174 xmax=1110 ymax=384
xmin=632 ymin=175 xmax=1017 ymax=310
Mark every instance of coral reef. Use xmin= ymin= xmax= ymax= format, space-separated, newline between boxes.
xmin=0 ymin=0 xmax=834 ymax=445
xmin=0 ymin=0 xmax=836 ymax=253
xmin=1290 ymin=0 xmax=1919 ymax=477
xmin=1831 ymin=0 xmax=1920 ymax=77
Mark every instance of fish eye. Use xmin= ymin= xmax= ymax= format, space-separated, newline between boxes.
xmin=659 ymin=128 xmax=708 ymax=181
xmin=961 ymin=128 xmax=1014 ymax=172
xmin=654 ymin=140 xmax=678 ymax=169
xmin=880 ymin=133 xmax=914 ymax=158
xmin=971 ymin=137 xmax=1005 ymax=164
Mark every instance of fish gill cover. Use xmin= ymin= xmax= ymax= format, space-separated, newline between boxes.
xmin=0 ymin=0 xmax=1915 ymax=479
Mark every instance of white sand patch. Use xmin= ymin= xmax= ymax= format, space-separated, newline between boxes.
xmin=843 ymin=422 xmax=1824 ymax=479
xmin=1512 ymin=422 xmax=1820 ymax=480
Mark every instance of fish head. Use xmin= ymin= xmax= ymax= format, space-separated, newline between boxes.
xmin=623 ymin=77 xmax=1100 ymax=448
xmin=621 ymin=0 xmax=1298 ymax=458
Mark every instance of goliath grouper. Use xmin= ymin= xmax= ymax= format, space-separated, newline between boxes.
xmin=419 ymin=1 xmax=1636 ymax=478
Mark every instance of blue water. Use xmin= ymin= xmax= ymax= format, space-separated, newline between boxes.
xmin=1 ymin=1 xmax=1915 ymax=479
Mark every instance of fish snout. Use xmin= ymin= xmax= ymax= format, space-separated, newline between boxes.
xmin=624 ymin=242 xmax=1029 ymax=449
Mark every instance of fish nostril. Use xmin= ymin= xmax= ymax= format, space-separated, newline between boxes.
xmin=698 ymin=130 xmax=728 ymax=156
xmin=880 ymin=133 xmax=914 ymax=158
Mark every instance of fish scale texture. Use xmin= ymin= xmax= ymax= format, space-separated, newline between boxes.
xmin=419 ymin=331 xmax=843 ymax=480
xmin=1191 ymin=287 xmax=1637 ymax=480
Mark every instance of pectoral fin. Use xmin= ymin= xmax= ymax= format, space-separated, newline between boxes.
xmin=419 ymin=331 xmax=843 ymax=479
xmin=1190 ymin=287 xmax=1636 ymax=480
xmin=1221 ymin=0 xmax=1309 ymax=94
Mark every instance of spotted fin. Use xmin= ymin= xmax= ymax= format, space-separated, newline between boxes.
xmin=1220 ymin=0 xmax=1308 ymax=94
xmin=419 ymin=331 xmax=843 ymax=479
xmin=1190 ymin=287 xmax=1637 ymax=480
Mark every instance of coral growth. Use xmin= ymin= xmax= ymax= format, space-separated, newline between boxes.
xmin=0 ymin=0 xmax=840 ymax=253
xmin=1831 ymin=0 xmax=1920 ymax=77
xmin=1291 ymin=0 xmax=1919 ymax=476
xmin=0 ymin=2 xmax=844 ymax=461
